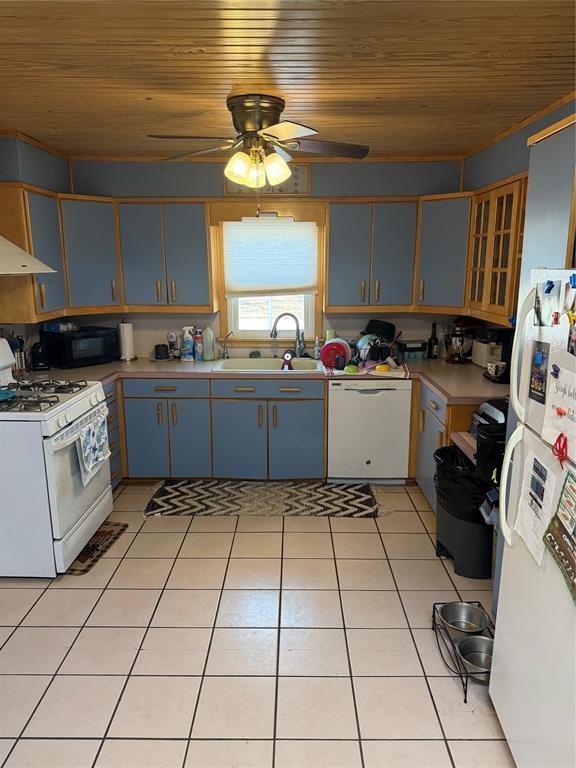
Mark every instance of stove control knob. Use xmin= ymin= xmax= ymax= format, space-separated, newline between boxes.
xmin=58 ymin=416 xmax=66 ymax=428
xmin=65 ymin=413 xmax=73 ymax=424
xmin=89 ymin=395 xmax=97 ymax=406
xmin=96 ymin=391 xmax=105 ymax=402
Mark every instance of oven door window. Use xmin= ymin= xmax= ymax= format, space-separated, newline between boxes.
xmin=44 ymin=434 xmax=111 ymax=539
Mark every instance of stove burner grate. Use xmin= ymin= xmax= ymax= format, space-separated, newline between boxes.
xmin=11 ymin=379 xmax=89 ymax=395
xmin=0 ymin=392 xmax=60 ymax=412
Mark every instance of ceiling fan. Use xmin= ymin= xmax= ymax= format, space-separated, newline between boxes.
xmin=148 ymin=94 xmax=369 ymax=188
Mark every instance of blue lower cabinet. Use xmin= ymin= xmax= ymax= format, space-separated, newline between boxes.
xmin=415 ymin=408 xmax=446 ymax=507
xmin=212 ymin=399 xmax=267 ymax=479
xmin=168 ymin=399 xmax=212 ymax=477
xmin=268 ymin=400 xmax=325 ymax=479
xmin=124 ymin=399 xmax=170 ymax=478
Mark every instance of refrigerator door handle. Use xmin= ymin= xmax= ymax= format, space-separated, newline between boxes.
xmin=499 ymin=424 xmax=524 ymax=546
xmin=510 ymin=286 xmax=537 ymax=422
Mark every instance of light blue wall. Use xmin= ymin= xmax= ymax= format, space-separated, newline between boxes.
xmin=311 ymin=161 xmax=460 ymax=196
xmin=0 ymin=136 xmax=70 ymax=192
xmin=0 ymin=137 xmax=19 ymax=181
xmin=71 ymin=160 xmax=225 ymax=197
xmin=463 ymin=100 xmax=575 ymax=190
xmin=71 ymin=158 xmax=461 ymax=197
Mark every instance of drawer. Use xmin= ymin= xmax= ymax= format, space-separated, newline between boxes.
xmin=103 ymin=380 xmax=117 ymax=402
xmin=122 ymin=378 xmax=210 ymax=399
xmin=110 ymin=450 xmax=122 ymax=489
xmin=419 ymin=382 xmax=446 ymax=425
xmin=211 ymin=379 xmax=325 ymax=400
xmin=107 ymin=425 xmax=120 ymax=456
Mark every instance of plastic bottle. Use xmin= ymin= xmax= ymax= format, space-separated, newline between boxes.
xmin=313 ymin=336 xmax=321 ymax=360
xmin=203 ymin=326 xmax=215 ymax=361
xmin=181 ymin=327 xmax=195 ymax=360
xmin=194 ymin=329 xmax=204 ymax=362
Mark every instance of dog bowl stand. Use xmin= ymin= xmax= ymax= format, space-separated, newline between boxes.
xmin=432 ymin=601 xmax=494 ymax=702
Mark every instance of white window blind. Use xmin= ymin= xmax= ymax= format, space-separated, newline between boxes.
xmin=222 ymin=216 xmax=318 ymax=297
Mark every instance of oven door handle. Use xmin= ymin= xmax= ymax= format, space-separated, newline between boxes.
xmin=45 ymin=405 xmax=109 ymax=452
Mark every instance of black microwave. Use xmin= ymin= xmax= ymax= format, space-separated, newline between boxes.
xmin=39 ymin=326 xmax=120 ymax=368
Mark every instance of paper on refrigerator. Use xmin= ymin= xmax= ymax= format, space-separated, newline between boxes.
xmin=515 ymin=450 xmax=557 ymax=565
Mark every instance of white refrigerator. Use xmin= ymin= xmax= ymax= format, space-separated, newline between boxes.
xmin=490 ymin=269 xmax=576 ymax=768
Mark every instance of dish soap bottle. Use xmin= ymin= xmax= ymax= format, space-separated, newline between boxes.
xmin=203 ymin=326 xmax=215 ymax=361
xmin=181 ymin=327 xmax=195 ymax=360
xmin=194 ymin=329 xmax=204 ymax=362
xmin=313 ymin=336 xmax=321 ymax=360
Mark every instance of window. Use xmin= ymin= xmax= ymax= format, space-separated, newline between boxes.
xmin=222 ymin=215 xmax=318 ymax=338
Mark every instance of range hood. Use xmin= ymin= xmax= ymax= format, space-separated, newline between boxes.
xmin=0 ymin=234 xmax=55 ymax=275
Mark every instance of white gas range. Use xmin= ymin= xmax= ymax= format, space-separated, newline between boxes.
xmin=0 ymin=352 xmax=113 ymax=576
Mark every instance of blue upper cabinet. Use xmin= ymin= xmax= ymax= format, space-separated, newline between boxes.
xmin=163 ymin=203 xmax=211 ymax=306
xmin=27 ymin=192 xmax=67 ymax=313
xmin=327 ymin=203 xmax=372 ymax=306
xmin=212 ymin=399 xmax=267 ymax=479
xmin=119 ymin=204 xmax=165 ymax=305
xmin=268 ymin=400 xmax=325 ymax=479
xmin=417 ymin=196 xmax=471 ymax=308
xmin=61 ymin=199 xmax=120 ymax=307
xmin=371 ymin=202 xmax=417 ymax=306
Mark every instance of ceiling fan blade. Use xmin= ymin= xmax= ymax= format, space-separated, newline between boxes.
xmin=149 ymin=134 xmax=234 ymax=140
xmin=272 ymin=145 xmax=293 ymax=163
xmin=290 ymin=138 xmax=369 ymax=159
xmin=166 ymin=143 xmax=236 ymax=161
xmin=259 ymin=120 xmax=317 ymax=142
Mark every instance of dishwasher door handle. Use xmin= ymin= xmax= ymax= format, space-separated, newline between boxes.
xmin=352 ymin=388 xmax=397 ymax=394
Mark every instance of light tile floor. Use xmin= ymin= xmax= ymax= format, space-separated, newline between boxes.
xmin=0 ymin=483 xmax=515 ymax=768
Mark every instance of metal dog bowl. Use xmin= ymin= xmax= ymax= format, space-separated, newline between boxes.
xmin=455 ymin=635 xmax=493 ymax=682
xmin=437 ymin=601 xmax=490 ymax=639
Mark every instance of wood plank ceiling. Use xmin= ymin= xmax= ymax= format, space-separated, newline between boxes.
xmin=0 ymin=0 xmax=574 ymax=158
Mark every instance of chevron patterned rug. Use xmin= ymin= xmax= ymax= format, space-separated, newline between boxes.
xmin=145 ymin=479 xmax=377 ymax=518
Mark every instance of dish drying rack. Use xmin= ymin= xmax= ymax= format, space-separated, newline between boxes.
xmin=432 ymin=601 xmax=494 ymax=703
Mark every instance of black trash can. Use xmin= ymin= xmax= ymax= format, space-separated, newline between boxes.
xmin=434 ymin=446 xmax=493 ymax=579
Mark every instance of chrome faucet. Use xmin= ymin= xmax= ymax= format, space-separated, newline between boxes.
xmin=270 ymin=313 xmax=305 ymax=357
xmin=219 ymin=331 xmax=233 ymax=359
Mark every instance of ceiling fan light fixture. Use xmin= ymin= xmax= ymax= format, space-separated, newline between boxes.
xmin=224 ymin=150 xmax=251 ymax=184
xmin=244 ymin=149 xmax=266 ymax=189
xmin=264 ymin=152 xmax=292 ymax=185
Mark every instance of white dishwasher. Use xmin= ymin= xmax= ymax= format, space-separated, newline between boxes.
xmin=328 ymin=379 xmax=412 ymax=480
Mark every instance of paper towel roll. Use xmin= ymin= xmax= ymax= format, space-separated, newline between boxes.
xmin=119 ymin=322 xmax=136 ymax=361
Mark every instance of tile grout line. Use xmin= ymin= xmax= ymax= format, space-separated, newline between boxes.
xmin=87 ymin=509 xmax=195 ymax=768
xmin=374 ymin=520 xmax=457 ymax=768
xmin=180 ymin=514 xmax=240 ymax=768
xmin=0 ymin=550 xmax=127 ymax=768
xmin=271 ymin=515 xmax=285 ymax=768
xmin=328 ymin=515 xmax=366 ymax=768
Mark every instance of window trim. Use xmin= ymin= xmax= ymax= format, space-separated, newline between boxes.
xmin=211 ymin=202 xmax=326 ymax=343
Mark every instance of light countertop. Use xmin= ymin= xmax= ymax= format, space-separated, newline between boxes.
xmin=40 ymin=358 xmax=509 ymax=406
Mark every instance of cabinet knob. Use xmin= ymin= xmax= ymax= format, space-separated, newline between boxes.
xmin=279 ymin=387 xmax=301 ymax=392
xmin=111 ymin=279 xmax=118 ymax=302
xmin=257 ymin=405 xmax=263 ymax=427
xmin=437 ymin=430 xmax=444 ymax=449
xmin=428 ymin=399 xmax=440 ymax=411
xmin=39 ymin=282 xmax=47 ymax=309
xmin=272 ymin=404 xmax=278 ymax=428
xmin=156 ymin=402 xmax=163 ymax=425
xmin=156 ymin=279 xmax=163 ymax=302
xmin=171 ymin=402 xmax=177 ymax=426
xmin=418 ymin=409 xmax=425 ymax=433
xmin=154 ymin=386 xmax=177 ymax=392
xmin=234 ymin=387 xmax=256 ymax=392
xmin=360 ymin=279 xmax=366 ymax=303
xmin=419 ymin=279 xmax=425 ymax=302
xmin=374 ymin=279 xmax=381 ymax=303
xmin=171 ymin=279 xmax=177 ymax=302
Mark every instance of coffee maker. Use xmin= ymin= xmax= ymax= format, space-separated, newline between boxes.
xmin=482 ymin=328 xmax=514 ymax=384
xmin=445 ymin=316 xmax=479 ymax=364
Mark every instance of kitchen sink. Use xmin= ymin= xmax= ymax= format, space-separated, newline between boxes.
xmin=212 ymin=358 xmax=323 ymax=373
